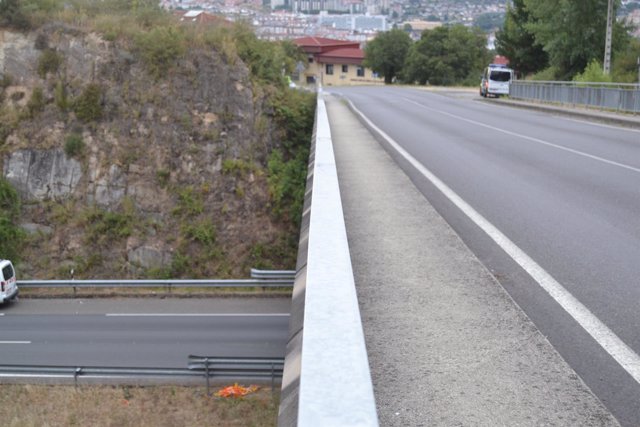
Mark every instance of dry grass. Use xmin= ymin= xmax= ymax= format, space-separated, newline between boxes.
xmin=0 ymin=384 xmax=278 ymax=427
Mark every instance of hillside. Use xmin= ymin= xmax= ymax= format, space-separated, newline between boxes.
xmin=0 ymin=4 xmax=315 ymax=279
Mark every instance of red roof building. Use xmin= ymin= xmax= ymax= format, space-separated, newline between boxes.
xmin=292 ymin=37 xmax=382 ymax=86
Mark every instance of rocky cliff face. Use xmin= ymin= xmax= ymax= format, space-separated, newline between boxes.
xmin=0 ymin=24 xmax=297 ymax=279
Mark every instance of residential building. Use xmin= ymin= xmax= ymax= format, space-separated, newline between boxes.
xmin=293 ymin=36 xmax=384 ymax=86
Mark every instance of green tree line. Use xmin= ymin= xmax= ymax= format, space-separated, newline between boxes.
xmin=496 ymin=0 xmax=640 ymax=82
xmin=364 ymin=26 xmax=492 ymax=86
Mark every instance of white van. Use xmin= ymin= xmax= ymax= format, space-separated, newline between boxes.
xmin=0 ymin=259 xmax=18 ymax=304
xmin=480 ymin=64 xmax=514 ymax=98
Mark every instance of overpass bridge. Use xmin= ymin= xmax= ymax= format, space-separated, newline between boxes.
xmin=279 ymin=87 xmax=640 ymax=426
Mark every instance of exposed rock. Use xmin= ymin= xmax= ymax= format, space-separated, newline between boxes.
xmin=128 ymin=246 xmax=172 ymax=270
xmin=20 ymin=223 xmax=53 ymax=235
xmin=4 ymin=149 xmax=82 ymax=200
xmin=92 ymin=164 xmax=126 ymax=207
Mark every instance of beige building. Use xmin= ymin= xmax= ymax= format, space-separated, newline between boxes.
xmin=293 ymin=37 xmax=384 ymax=86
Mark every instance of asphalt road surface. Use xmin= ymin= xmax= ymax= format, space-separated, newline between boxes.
xmin=327 ymin=86 xmax=640 ymax=426
xmin=0 ymin=298 xmax=290 ymax=368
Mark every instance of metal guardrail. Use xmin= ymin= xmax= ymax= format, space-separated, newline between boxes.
xmin=188 ymin=355 xmax=284 ymax=394
xmin=510 ymin=80 xmax=640 ymax=113
xmin=250 ymin=269 xmax=296 ymax=280
xmin=0 ymin=356 xmax=284 ymax=394
xmin=17 ymin=278 xmax=294 ymax=289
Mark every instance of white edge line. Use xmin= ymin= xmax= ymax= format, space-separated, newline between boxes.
xmin=403 ymin=97 xmax=640 ymax=174
xmin=562 ymin=116 xmax=640 ymax=134
xmin=347 ymin=99 xmax=640 ymax=384
xmin=0 ymin=341 xmax=31 ymax=344
xmin=105 ymin=313 xmax=290 ymax=317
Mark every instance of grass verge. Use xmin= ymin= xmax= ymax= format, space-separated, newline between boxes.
xmin=0 ymin=384 xmax=278 ymax=427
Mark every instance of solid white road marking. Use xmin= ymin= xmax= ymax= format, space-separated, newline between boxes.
xmin=404 ymin=98 xmax=640 ymax=174
xmin=105 ymin=313 xmax=290 ymax=317
xmin=347 ymin=98 xmax=640 ymax=384
xmin=0 ymin=341 xmax=31 ymax=344
xmin=562 ymin=117 xmax=640 ymax=134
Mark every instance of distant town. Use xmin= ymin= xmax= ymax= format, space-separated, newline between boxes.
xmin=162 ymin=0 xmax=640 ymax=44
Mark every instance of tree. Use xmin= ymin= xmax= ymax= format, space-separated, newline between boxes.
xmin=403 ymin=25 xmax=490 ymax=86
xmin=495 ymin=0 xmax=548 ymax=76
xmin=0 ymin=0 xmax=30 ymax=30
xmin=523 ymin=0 xmax=629 ymax=80
xmin=363 ymin=29 xmax=412 ymax=84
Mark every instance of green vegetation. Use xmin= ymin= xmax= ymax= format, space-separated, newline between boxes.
xmin=0 ymin=178 xmax=24 ymax=261
xmin=83 ymin=206 xmax=135 ymax=245
xmin=64 ymin=133 xmax=84 ymax=157
xmin=135 ymin=26 xmax=186 ymax=79
xmin=573 ymin=60 xmax=613 ymax=84
xmin=267 ymin=89 xmax=316 ymax=227
xmin=222 ymin=159 xmax=258 ymax=179
xmin=174 ymin=186 xmax=205 ymax=217
xmin=364 ymin=25 xmax=489 ymax=86
xmin=0 ymin=0 xmax=30 ymax=30
xmin=25 ymin=87 xmax=46 ymax=118
xmin=37 ymin=48 xmax=63 ymax=78
xmin=364 ymin=29 xmax=412 ymax=84
xmin=403 ymin=25 xmax=490 ymax=86
xmin=54 ymin=79 xmax=69 ymax=111
xmin=494 ymin=0 xmax=547 ymax=77
xmin=496 ymin=0 xmax=632 ymax=80
xmin=73 ymin=83 xmax=103 ymax=122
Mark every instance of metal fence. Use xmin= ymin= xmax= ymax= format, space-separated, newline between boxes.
xmin=0 ymin=356 xmax=284 ymax=393
xmin=509 ymin=80 xmax=640 ymax=113
xmin=16 ymin=269 xmax=295 ymax=290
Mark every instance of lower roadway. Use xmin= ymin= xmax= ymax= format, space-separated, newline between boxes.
xmin=0 ymin=298 xmax=290 ymax=367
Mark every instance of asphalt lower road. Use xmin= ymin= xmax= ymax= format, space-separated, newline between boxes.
xmin=325 ymin=87 xmax=640 ymax=426
xmin=0 ymin=298 xmax=290 ymax=367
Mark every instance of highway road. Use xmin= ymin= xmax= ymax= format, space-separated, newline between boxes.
xmin=328 ymin=86 xmax=640 ymax=426
xmin=0 ymin=298 xmax=290 ymax=368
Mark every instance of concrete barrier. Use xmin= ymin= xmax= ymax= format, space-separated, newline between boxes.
xmin=278 ymin=94 xmax=378 ymax=426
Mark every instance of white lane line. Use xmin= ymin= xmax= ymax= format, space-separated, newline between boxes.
xmin=562 ymin=117 xmax=640 ymax=134
xmin=403 ymin=97 xmax=640 ymax=174
xmin=348 ymin=99 xmax=640 ymax=385
xmin=106 ymin=313 xmax=290 ymax=317
xmin=0 ymin=341 xmax=31 ymax=344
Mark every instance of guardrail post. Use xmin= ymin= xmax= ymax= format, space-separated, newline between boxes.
xmin=74 ymin=367 xmax=82 ymax=389
xmin=204 ymin=357 xmax=210 ymax=396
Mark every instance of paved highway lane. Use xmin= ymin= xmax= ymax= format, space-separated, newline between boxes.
xmin=327 ymin=87 xmax=640 ymax=425
xmin=0 ymin=298 xmax=290 ymax=367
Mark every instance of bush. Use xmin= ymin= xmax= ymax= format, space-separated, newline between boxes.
xmin=530 ymin=67 xmax=561 ymax=81
xmin=54 ymin=80 xmax=69 ymax=111
xmin=135 ymin=26 xmax=185 ymax=79
xmin=84 ymin=208 xmax=134 ymax=244
xmin=573 ymin=60 xmax=612 ymax=83
xmin=26 ymin=87 xmax=45 ymax=118
xmin=266 ymin=89 xmax=316 ymax=227
xmin=64 ymin=133 xmax=84 ymax=157
xmin=73 ymin=83 xmax=103 ymax=122
xmin=0 ymin=178 xmax=24 ymax=261
xmin=37 ymin=49 xmax=63 ymax=79
xmin=182 ymin=219 xmax=217 ymax=246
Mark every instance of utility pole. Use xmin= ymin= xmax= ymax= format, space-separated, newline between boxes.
xmin=603 ymin=0 xmax=614 ymax=75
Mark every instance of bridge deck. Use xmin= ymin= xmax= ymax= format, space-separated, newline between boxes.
xmin=326 ymin=94 xmax=617 ymax=426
